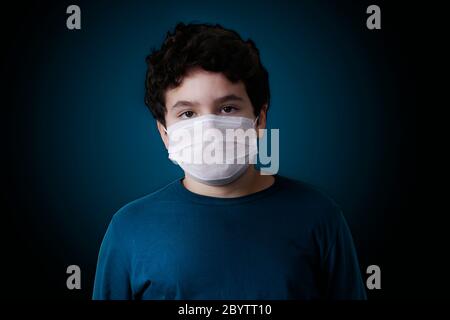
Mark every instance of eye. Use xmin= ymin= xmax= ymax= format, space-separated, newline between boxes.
xmin=221 ymin=105 xmax=238 ymax=114
xmin=180 ymin=110 xmax=195 ymax=119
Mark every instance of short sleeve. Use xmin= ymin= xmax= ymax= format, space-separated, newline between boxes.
xmin=92 ymin=214 xmax=132 ymax=300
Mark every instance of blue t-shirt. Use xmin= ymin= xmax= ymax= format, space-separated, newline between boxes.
xmin=93 ymin=175 xmax=367 ymax=300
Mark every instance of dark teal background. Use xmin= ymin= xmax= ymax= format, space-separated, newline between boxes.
xmin=4 ymin=0 xmax=434 ymax=299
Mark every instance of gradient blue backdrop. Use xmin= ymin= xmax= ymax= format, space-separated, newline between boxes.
xmin=7 ymin=0 xmax=407 ymax=299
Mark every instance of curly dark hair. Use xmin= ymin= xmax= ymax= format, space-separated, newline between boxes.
xmin=144 ymin=22 xmax=270 ymax=127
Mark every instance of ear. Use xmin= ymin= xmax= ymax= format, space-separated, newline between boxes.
xmin=256 ymin=104 xmax=268 ymax=138
xmin=156 ymin=120 xmax=169 ymax=149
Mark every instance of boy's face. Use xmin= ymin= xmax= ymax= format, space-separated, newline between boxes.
xmin=157 ymin=66 xmax=267 ymax=148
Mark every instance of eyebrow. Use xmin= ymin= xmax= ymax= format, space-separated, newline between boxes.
xmin=169 ymin=94 xmax=244 ymax=110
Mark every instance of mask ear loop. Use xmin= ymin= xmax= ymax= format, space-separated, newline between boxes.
xmin=254 ymin=116 xmax=259 ymax=127
xmin=254 ymin=115 xmax=260 ymax=139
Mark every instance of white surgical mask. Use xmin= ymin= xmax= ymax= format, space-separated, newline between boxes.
xmin=164 ymin=114 xmax=259 ymax=186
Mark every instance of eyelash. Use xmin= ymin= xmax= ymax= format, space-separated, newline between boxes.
xmin=178 ymin=105 xmax=239 ymax=118
xmin=221 ymin=105 xmax=239 ymax=113
xmin=179 ymin=110 xmax=195 ymax=119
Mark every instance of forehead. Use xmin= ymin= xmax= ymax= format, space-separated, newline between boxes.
xmin=164 ymin=67 xmax=248 ymax=106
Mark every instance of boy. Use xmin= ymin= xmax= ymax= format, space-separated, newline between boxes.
xmin=93 ymin=22 xmax=367 ymax=300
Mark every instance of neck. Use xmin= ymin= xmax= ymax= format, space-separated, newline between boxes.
xmin=182 ymin=165 xmax=275 ymax=198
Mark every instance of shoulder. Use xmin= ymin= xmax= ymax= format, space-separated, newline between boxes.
xmin=277 ymin=176 xmax=352 ymax=256
xmin=276 ymin=176 xmax=341 ymax=210
xmin=275 ymin=175 xmax=345 ymax=226
xmin=110 ymin=178 xmax=182 ymax=227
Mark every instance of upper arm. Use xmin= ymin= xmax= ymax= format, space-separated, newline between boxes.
xmin=92 ymin=213 xmax=132 ymax=300
xmin=322 ymin=212 xmax=367 ymax=300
